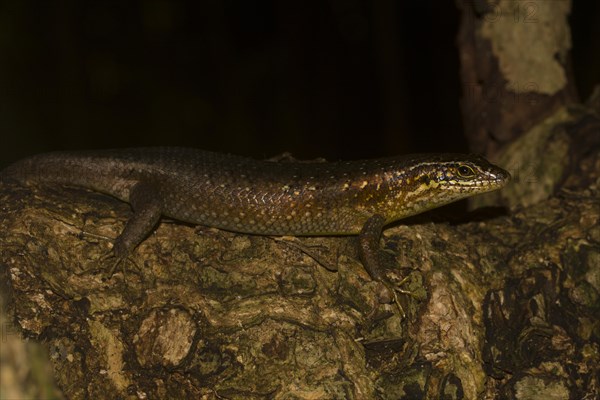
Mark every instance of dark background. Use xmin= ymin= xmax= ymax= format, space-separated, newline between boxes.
xmin=1 ymin=0 xmax=598 ymax=167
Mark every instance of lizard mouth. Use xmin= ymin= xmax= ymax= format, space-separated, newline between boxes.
xmin=488 ymin=167 xmax=511 ymax=187
xmin=469 ymin=166 xmax=511 ymax=190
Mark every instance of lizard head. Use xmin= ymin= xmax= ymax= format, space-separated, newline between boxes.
xmin=383 ymin=153 xmax=511 ymax=222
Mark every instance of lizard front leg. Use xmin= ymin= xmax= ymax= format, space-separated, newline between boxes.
xmin=109 ymin=181 xmax=163 ymax=272
xmin=358 ymin=214 xmax=406 ymax=316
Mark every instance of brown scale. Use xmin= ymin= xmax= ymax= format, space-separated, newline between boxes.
xmin=2 ymin=147 xmax=511 ymax=309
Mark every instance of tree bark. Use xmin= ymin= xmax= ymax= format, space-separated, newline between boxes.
xmin=1 ymin=101 xmax=599 ymax=398
xmin=2 ymin=1 xmax=599 ymax=399
xmin=456 ymin=0 xmax=578 ymax=158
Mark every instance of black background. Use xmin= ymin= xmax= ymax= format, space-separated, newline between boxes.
xmin=1 ymin=1 xmax=598 ymax=167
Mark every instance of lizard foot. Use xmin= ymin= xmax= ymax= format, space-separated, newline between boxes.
xmin=89 ymin=251 xmax=140 ymax=281
xmin=274 ymin=236 xmax=339 ymax=272
xmin=375 ymin=269 xmax=426 ymax=319
xmin=378 ymin=280 xmax=407 ymax=319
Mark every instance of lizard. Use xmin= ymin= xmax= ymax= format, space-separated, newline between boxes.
xmin=1 ymin=147 xmax=510 ymax=307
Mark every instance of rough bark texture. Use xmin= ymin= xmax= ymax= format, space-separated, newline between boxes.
xmin=2 ymin=1 xmax=599 ymax=399
xmin=456 ymin=0 xmax=578 ymax=158
xmin=1 ymin=98 xmax=599 ymax=398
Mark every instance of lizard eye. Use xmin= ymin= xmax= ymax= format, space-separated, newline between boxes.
xmin=457 ymin=165 xmax=476 ymax=178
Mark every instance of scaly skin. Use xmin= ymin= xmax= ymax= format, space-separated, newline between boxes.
xmin=1 ymin=147 xmax=511 ymax=304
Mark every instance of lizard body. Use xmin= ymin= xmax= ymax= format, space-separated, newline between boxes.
xmin=1 ymin=147 xmax=510 ymax=284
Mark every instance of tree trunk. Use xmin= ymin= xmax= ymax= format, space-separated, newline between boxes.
xmin=1 ymin=1 xmax=599 ymax=399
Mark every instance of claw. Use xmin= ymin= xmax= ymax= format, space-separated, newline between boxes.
xmin=391 ymin=275 xmax=419 ymax=297
xmin=107 ymin=254 xmax=127 ymax=277
xmin=91 ymin=250 xmax=138 ymax=280
xmin=378 ymin=271 xmax=424 ymax=319
xmin=379 ymin=280 xmax=406 ymax=319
